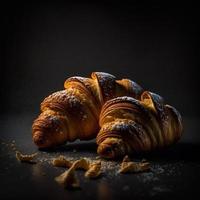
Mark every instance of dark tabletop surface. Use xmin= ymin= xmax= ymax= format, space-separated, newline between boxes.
xmin=0 ymin=113 xmax=200 ymax=200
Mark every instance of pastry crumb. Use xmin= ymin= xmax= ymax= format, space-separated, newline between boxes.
xmin=16 ymin=151 xmax=37 ymax=163
xmin=122 ymin=155 xmax=130 ymax=162
xmin=85 ymin=161 xmax=101 ymax=179
xmin=55 ymin=167 xmax=80 ymax=189
xmin=72 ymin=158 xmax=90 ymax=170
xmin=52 ymin=156 xmax=72 ymax=168
xmin=119 ymin=156 xmax=150 ymax=173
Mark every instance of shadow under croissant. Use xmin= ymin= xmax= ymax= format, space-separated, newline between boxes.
xmin=38 ymin=141 xmax=200 ymax=162
xmin=38 ymin=140 xmax=97 ymax=153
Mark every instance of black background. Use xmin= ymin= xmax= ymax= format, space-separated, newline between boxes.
xmin=1 ymin=1 xmax=199 ymax=116
xmin=0 ymin=2 xmax=200 ymax=200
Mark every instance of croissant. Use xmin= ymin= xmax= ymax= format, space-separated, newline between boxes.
xmin=32 ymin=72 xmax=143 ymax=148
xmin=96 ymin=92 xmax=183 ymax=159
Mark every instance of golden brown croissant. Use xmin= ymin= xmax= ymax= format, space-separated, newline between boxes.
xmin=96 ymin=92 xmax=183 ymax=159
xmin=32 ymin=72 xmax=143 ymax=148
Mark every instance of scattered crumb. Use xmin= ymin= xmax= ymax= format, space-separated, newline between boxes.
xmin=55 ymin=158 xmax=102 ymax=189
xmin=54 ymin=158 xmax=89 ymax=189
xmin=119 ymin=162 xmax=150 ymax=173
xmin=119 ymin=155 xmax=150 ymax=173
xmin=9 ymin=142 xmax=155 ymax=191
xmin=52 ymin=156 xmax=72 ymax=168
xmin=85 ymin=161 xmax=101 ymax=179
xmin=16 ymin=151 xmax=37 ymax=163
xmin=55 ymin=168 xmax=80 ymax=189
xmin=72 ymin=158 xmax=90 ymax=170
xmin=122 ymin=155 xmax=130 ymax=162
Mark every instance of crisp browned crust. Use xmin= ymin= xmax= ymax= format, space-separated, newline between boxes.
xmin=32 ymin=72 xmax=182 ymax=155
xmin=97 ymin=92 xmax=183 ymax=158
xmin=32 ymin=72 xmax=143 ymax=149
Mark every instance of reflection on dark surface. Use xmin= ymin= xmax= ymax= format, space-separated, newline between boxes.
xmin=1 ymin=140 xmax=200 ymax=199
xmin=31 ymin=163 xmax=46 ymax=180
xmin=97 ymin=181 xmax=113 ymax=200
xmin=0 ymin=114 xmax=200 ymax=199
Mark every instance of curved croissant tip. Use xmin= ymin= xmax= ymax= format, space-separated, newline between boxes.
xmin=32 ymin=131 xmax=49 ymax=149
xmin=97 ymin=144 xmax=115 ymax=159
xmin=97 ymin=137 xmax=127 ymax=159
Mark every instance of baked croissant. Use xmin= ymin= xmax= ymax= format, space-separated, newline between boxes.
xmin=96 ymin=92 xmax=183 ymax=158
xmin=32 ymin=72 xmax=143 ymax=148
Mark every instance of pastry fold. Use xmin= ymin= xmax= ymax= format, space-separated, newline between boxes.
xmin=96 ymin=92 xmax=183 ymax=159
xmin=32 ymin=72 xmax=143 ymax=148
